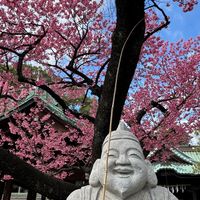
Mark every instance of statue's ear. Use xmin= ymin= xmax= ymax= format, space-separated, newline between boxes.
xmin=89 ymin=159 xmax=101 ymax=187
xmin=145 ymin=160 xmax=158 ymax=188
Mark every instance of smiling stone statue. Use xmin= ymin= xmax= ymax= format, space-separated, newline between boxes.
xmin=67 ymin=122 xmax=178 ymax=200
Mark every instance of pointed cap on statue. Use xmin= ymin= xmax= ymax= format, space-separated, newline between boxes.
xmin=116 ymin=121 xmax=131 ymax=131
xmin=102 ymin=121 xmax=141 ymax=146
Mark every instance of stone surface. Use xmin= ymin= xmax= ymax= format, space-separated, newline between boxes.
xmin=67 ymin=122 xmax=178 ymax=200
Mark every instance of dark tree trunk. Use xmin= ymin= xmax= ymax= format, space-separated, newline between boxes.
xmin=93 ymin=0 xmax=145 ymax=159
xmin=2 ymin=181 xmax=12 ymax=200
xmin=41 ymin=195 xmax=46 ymax=200
xmin=0 ymin=181 xmax=5 ymax=200
xmin=0 ymin=148 xmax=77 ymax=200
xmin=27 ymin=190 xmax=37 ymax=200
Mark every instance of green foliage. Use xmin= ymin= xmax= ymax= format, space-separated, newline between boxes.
xmin=64 ymin=95 xmax=93 ymax=115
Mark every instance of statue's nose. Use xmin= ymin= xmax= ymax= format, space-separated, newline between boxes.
xmin=115 ymin=154 xmax=130 ymax=165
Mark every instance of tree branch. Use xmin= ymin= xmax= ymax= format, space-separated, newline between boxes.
xmin=95 ymin=58 xmax=110 ymax=86
xmin=0 ymin=148 xmax=77 ymax=200
xmin=0 ymin=94 xmax=18 ymax=102
xmin=136 ymin=100 xmax=168 ymax=124
xmin=144 ymin=0 xmax=170 ymax=41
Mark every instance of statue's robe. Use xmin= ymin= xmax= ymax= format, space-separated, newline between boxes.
xmin=67 ymin=185 xmax=178 ymax=200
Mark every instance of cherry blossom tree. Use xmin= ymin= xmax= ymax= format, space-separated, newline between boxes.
xmin=0 ymin=100 xmax=94 ymax=178
xmin=0 ymin=0 xmax=199 ymax=199
xmin=124 ymin=36 xmax=200 ymax=160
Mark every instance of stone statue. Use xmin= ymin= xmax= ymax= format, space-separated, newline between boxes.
xmin=67 ymin=122 xmax=178 ymax=200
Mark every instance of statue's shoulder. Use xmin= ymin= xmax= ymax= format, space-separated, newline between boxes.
xmin=66 ymin=188 xmax=82 ymax=200
xmin=67 ymin=185 xmax=98 ymax=200
xmin=150 ymin=186 xmax=178 ymax=200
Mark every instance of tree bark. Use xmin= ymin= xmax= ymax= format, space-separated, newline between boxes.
xmin=2 ymin=181 xmax=12 ymax=200
xmin=0 ymin=181 xmax=5 ymax=200
xmin=0 ymin=148 xmax=77 ymax=200
xmin=27 ymin=190 xmax=37 ymax=200
xmin=93 ymin=0 xmax=145 ymax=159
xmin=41 ymin=195 xmax=46 ymax=200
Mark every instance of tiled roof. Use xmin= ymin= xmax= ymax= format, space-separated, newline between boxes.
xmin=153 ymin=162 xmax=200 ymax=175
xmin=0 ymin=91 xmax=75 ymax=126
xmin=171 ymin=148 xmax=196 ymax=164
xmin=153 ymin=146 xmax=200 ymax=175
xmin=183 ymin=151 xmax=200 ymax=163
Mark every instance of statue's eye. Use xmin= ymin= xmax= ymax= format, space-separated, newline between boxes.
xmin=108 ymin=150 xmax=118 ymax=158
xmin=128 ymin=153 xmax=141 ymax=159
xmin=108 ymin=153 xmax=117 ymax=158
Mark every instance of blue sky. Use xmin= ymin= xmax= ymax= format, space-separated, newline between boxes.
xmin=102 ymin=1 xmax=200 ymax=143
xmin=159 ymin=3 xmax=200 ymax=41
xmin=103 ymin=0 xmax=200 ymax=42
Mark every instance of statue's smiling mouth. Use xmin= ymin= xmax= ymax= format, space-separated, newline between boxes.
xmin=114 ymin=167 xmax=133 ymax=177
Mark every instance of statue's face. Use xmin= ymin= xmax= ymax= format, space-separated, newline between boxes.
xmin=98 ymin=139 xmax=148 ymax=199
